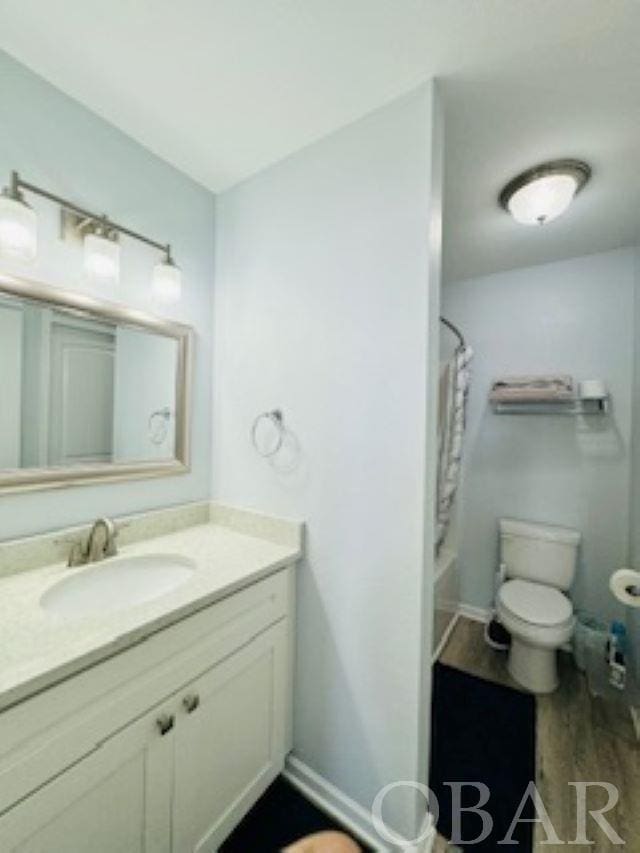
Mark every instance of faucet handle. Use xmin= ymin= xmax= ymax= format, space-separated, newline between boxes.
xmin=54 ymin=535 xmax=86 ymax=567
xmin=67 ymin=540 xmax=87 ymax=567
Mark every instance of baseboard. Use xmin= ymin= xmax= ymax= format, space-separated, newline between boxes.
xmin=283 ymin=756 xmax=390 ymax=851
xmin=283 ymin=756 xmax=436 ymax=852
xmin=456 ymin=602 xmax=491 ymax=623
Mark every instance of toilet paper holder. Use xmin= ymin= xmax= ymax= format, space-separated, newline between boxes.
xmin=610 ymin=568 xmax=640 ymax=607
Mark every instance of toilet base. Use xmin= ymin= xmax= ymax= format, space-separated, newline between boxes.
xmin=507 ymin=637 xmax=559 ymax=694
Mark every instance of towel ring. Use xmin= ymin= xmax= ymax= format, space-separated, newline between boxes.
xmin=251 ymin=410 xmax=285 ymax=457
xmin=148 ymin=407 xmax=172 ymax=445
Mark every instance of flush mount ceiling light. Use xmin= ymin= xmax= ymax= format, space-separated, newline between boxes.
xmin=0 ymin=171 xmax=182 ymax=301
xmin=499 ymin=159 xmax=591 ymax=226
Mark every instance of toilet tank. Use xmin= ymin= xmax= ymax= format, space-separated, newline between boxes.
xmin=499 ymin=518 xmax=580 ymax=590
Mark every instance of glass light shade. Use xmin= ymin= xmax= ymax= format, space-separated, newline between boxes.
xmin=507 ymin=173 xmax=579 ymax=226
xmin=0 ymin=193 xmax=37 ymax=261
xmin=84 ymin=232 xmax=120 ymax=285
xmin=153 ymin=259 xmax=182 ymax=303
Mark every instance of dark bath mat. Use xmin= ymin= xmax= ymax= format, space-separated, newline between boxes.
xmin=220 ymin=776 xmax=368 ymax=852
xmin=430 ymin=662 xmax=536 ymax=851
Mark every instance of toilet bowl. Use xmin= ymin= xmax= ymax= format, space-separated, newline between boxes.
xmin=497 ymin=518 xmax=580 ymax=694
xmin=497 ymin=579 xmax=574 ymax=693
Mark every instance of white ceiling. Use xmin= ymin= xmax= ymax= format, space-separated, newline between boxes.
xmin=0 ymin=1 xmax=638 ymax=281
xmin=441 ymin=7 xmax=640 ymax=281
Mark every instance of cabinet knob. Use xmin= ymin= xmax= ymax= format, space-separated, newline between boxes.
xmin=182 ymin=693 xmax=200 ymax=714
xmin=156 ymin=713 xmax=175 ymax=735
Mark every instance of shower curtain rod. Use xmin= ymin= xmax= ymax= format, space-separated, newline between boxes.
xmin=440 ymin=316 xmax=465 ymax=347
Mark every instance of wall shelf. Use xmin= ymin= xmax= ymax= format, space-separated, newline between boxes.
xmin=491 ymin=396 xmax=609 ymax=416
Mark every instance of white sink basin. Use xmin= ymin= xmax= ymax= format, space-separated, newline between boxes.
xmin=41 ymin=554 xmax=196 ymax=618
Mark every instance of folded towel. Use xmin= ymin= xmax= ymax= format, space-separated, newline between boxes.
xmin=490 ymin=374 xmax=575 ymax=403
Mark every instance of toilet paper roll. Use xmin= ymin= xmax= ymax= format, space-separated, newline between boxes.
xmin=579 ymin=379 xmax=607 ymax=400
xmin=609 ymin=568 xmax=640 ymax=608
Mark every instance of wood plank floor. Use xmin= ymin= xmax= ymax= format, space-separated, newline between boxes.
xmin=434 ymin=616 xmax=639 ymax=852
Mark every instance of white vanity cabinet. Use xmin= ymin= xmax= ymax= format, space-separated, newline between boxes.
xmin=0 ymin=566 xmax=295 ymax=853
xmin=172 ymin=620 xmax=289 ymax=851
xmin=0 ymin=695 xmax=174 ymax=853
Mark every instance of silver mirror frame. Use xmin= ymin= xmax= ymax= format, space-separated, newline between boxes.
xmin=0 ymin=272 xmax=193 ymax=494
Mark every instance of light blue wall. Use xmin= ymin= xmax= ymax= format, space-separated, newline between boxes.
xmin=443 ymin=248 xmax=637 ymax=621
xmin=629 ymin=248 xmax=640 ymax=567
xmin=212 ymin=87 xmax=438 ymax=839
xmin=628 ymin=248 xmax=640 ymax=682
xmin=0 ymin=50 xmax=214 ymax=538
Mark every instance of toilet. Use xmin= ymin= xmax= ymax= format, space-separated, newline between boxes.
xmin=496 ymin=518 xmax=580 ymax=694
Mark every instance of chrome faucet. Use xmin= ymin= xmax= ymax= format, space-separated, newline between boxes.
xmin=68 ymin=517 xmax=118 ymax=567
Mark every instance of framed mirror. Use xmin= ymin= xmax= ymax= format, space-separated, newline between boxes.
xmin=0 ymin=273 xmax=193 ymax=493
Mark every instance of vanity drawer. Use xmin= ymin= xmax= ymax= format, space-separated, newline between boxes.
xmin=0 ymin=566 xmax=293 ymax=814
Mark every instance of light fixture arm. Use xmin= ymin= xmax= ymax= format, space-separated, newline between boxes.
xmin=12 ymin=171 xmax=171 ymax=256
xmin=10 ymin=170 xmax=20 ymax=198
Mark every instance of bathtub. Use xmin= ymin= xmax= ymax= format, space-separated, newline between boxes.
xmin=432 ymin=547 xmax=459 ymax=658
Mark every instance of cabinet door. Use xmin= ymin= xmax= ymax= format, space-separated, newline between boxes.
xmin=0 ymin=700 xmax=174 ymax=853
xmin=172 ymin=620 xmax=289 ymax=853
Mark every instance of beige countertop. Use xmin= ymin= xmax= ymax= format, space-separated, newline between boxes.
xmin=0 ymin=515 xmax=301 ymax=713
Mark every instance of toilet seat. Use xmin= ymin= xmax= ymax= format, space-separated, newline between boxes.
xmin=497 ymin=579 xmax=575 ymax=693
xmin=498 ymin=579 xmax=573 ymax=627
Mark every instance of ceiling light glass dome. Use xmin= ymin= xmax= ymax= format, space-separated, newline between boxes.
xmin=500 ymin=160 xmax=591 ymax=226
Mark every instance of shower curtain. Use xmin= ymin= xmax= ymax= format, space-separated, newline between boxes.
xmin=436 ymin=344 xmax=473 ymax=553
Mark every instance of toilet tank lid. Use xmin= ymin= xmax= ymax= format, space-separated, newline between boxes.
xmin=499 ymin=518 xmax=581 ymax=545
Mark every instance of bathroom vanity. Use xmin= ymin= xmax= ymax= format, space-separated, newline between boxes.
xmin=0 ymin=505 xmax=301 ymax=852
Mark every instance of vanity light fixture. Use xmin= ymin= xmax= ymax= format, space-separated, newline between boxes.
xmin=0 ymin=172 xmax=37 ymax=261
xmin=83 ymin=217 xmax=121 ymax=286
xmin=499 ymin=159 xmax=591 ymax=226
xmin=152 ymin=246 xmax=182 ymax=304
xmin=0 ymin=171 xmax=182 ymax=300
